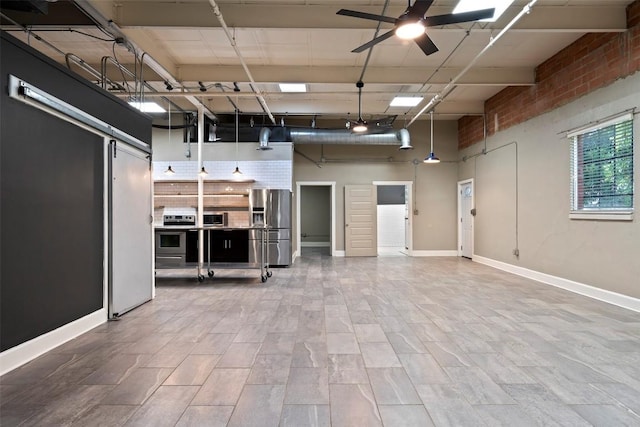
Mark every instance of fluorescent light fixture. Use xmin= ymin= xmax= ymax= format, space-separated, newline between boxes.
xmin=279 ymin=83 xmax=307 ymax=92
xmin=453 ymin=0 xmax=514 ymax=22
xmin=128 ymin=101 xmax=166 ymax=113
xmin=390 ymin=96 xmax=423 ymax=107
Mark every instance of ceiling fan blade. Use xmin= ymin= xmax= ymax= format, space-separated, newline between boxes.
xmin=407 ymin=0 xmax=434 ymax=17
xmin=424 ymin=8 xmax=495 ymax=27
xmin=414 ymin=33 xmax=439 ymax=56
xmin=352 ymin=29 xmax=396 ymax=53
xmin=337 ymin=9 xmax=397 ymax=24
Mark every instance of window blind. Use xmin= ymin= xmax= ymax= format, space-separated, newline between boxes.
xmin=570 ymin=117 xmax=634 ymax=212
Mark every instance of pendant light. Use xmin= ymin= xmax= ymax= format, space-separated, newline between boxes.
xmin=424 ymin=110 xmax=440 ymax=164
xmin=232 ymin=105 xmax=243 ymax=176
xmin=164 ymin=103 xmax=176 ymax=175
xmin=199 ymin=166 xmax=209 ymax=176
xmin=352 ymin=81 xmax=368 ymax=133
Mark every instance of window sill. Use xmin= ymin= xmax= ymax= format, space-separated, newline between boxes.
xmin=569 ymin=211 xmax=634 ymax=221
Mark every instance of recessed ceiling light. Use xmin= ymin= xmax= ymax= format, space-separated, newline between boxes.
xmin=279 ymin=83 xmax=307 ymax=92
xmin=390 ymin=97 xmax=423 ymax=107
xmin=128 ymin=101 xmax=166 ymax=113
xmin=453 ymin=0 xmax=514 ymax=22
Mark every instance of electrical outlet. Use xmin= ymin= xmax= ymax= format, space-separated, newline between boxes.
xmin=513 ymin=248 xmax=520 ymax=256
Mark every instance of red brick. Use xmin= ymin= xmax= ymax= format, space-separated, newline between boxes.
xmin=458 ymin=0 xmax=640 ymax=148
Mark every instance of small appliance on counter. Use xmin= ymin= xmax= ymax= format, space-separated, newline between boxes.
xmin=162 ymin=207 xmax=197 ymax=226
xmin=203 ymin=212 xmax=228 ymax=226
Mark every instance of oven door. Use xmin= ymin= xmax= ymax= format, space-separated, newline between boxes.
xmin=155 ymin=231 xmax=186 ymax=255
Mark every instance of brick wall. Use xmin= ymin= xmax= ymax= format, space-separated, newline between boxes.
xmin=458 ymin=0 xmax=640 ymax=149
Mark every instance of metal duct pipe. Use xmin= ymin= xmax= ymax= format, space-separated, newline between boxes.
xmin=257 ymin=127 xmax=273 ymax=150
xmin=289 ymin=128 xmax=411 ymax=147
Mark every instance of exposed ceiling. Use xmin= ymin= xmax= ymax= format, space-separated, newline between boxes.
xmin=0 ymin=0 xmax=633 ymax=125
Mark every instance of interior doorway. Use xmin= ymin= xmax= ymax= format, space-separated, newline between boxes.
xmin=373 ymin=181 xmax=413 ymax=256
xmin=458 ymin=179 xmax=474 ymax=259
xmin=296 ymin=181 xmax=336 ymax=259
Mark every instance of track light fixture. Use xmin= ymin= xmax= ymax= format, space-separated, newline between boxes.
xmin=164 ymin=81 xmax=173 ymax=91
xmin=198 ymin=81 xmax=207 ymax=92
xmin=352 ymin=81 xmax=368 ymax=133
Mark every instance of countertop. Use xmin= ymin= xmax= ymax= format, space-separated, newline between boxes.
xmin=154 ymin=225 xmax=268 ymax=231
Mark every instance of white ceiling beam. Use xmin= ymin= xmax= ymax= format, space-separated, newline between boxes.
xmin=109 ymin=3 xmax=628 ymax=32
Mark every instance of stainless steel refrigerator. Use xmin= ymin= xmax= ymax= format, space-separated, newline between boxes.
xmin=249 ymin=189 xmax=292 ymax=266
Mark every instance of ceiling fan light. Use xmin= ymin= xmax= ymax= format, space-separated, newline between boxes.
xmin=395 ymin=21 xmax=425 ymax=40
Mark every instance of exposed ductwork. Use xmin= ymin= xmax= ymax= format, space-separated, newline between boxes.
xmin=258 ymin=127 xmax=412 ymax=150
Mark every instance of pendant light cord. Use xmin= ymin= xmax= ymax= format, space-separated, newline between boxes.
xmin=430 ymin=110 xmax=434 ymax=152
xmin=235 ymin=104 xmax=239 ymax=167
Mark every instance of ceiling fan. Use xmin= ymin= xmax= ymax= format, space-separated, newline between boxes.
xmin=337 ymin=0 xmax=495 ymax=56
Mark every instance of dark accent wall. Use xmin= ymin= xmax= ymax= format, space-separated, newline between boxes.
xmin=0 ymin=31 xmax=151 ymax=352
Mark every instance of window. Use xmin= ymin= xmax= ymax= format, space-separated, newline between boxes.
xmin=568 ymin=113 xmax=634 ymax=220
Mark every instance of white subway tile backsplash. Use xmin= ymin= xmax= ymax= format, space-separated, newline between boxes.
xmin=153 ymin=160 xmax=292 ymax=190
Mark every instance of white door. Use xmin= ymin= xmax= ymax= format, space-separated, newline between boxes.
xmin=459 ymin=181 xmax=474 ymax=258
xmin=404 ymin=186 xmax=410 ymax=250
xmin=345 ymin=185 xmax=377 ymax=257
xmin=110 ymin=141 xmax=153 ymax=317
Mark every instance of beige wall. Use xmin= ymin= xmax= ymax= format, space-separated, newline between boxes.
xmin=293 ymin=119 xmax=459 ymax=253
xmin=459 ymin=72 xmax=640 ymax=299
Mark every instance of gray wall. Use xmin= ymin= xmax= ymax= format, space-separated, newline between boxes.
xmin=293 ymin=119 xmax=459 ymax=252
xmin=459 ymin=72 xmax=640 ymax=299
xmin=300 ymin=186 xmax=331 ymax=244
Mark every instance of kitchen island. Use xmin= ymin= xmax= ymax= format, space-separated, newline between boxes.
xmin=154 ymin=225 xmax=271 ymax=282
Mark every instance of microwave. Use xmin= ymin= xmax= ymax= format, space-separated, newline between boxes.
xmin=203 ymin=212 xmax=228 ymax=226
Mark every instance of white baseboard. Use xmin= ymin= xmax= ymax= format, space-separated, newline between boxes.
xmin=0 ymin=308 xmax=107 ymax=376
xmin=334 ymin=250 xmax=345 ymax=257
xmin=301 ymin=242 xmax=331 ymax=247
xmin=473 ymin=255 xmax=640 ymax=313
xmin=410 ymin=250 xmax=458 ymax=257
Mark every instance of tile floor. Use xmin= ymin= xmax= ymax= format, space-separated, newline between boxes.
xmin=2 ymin=248 xmax=640 ymax=426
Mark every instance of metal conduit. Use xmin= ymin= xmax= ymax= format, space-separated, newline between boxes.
xmin=407 ymin=0 xmax=539 ymax=127
xmin=207 ymin=0 xmax=276 ymax=125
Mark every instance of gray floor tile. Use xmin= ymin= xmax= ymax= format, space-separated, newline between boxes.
xmin=101 ymin=368 xmax=173 ymax=405
xmin=4 ymin=252 xmax=640 ymax=427
xmin=284 ymin=367 xmax=330 ymax=404
xmin=327 ymin=333 xmax=360 ymax=354
xmin=227 ymin=384 xmax=286 ymax=427
xmin=163 ymin=354 xmax=220 ymax=385
xmin=329 ymin=384 xmax=382 ymax=427
xmin=353 ymin=324 xmax=388 ymax=343
xmin=360 ymin=342 xmax=402 ymax=367
xmin=175 ymin=406 xmax=234 ymax=427
xmin=191 ymin=368 xmax=250 ymax=405
xmin=570 ymin=404 xmax=640 ymax=426
xmin=279 ymin=404 xmax=330 ymax=427
xmin=328 ymin=354 xmax=369 ymax=384
xmin=367 ymin=368 xmax=422 ymax=404
xmin=247 ymin=354 xmax=292 ymax=384
xmin=216 ymin=343 xmax=261 ymax=367
xmin=124 ymin=385 xmax=198 ymax=427
xmin=378 ymin=405 xmax=435 ymax=427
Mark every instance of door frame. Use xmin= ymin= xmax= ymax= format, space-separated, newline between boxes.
xmin=457 ymin=178 xmax=475 ymax=258
xmin=296 ymin=181 xmax=336 ymax=259
xmin=373 ymin=181 xmax=413 ymax=255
